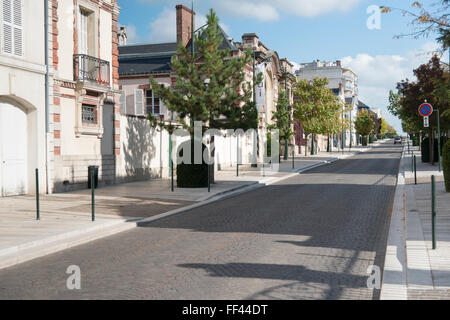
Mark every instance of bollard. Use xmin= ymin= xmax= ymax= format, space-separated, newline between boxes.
xmin=431 ymin=175 xmax=436 ymax=250
xmin=263 ymin=162 xmax=265 ymax=177
xmin=292 ymin=150 xmax=295 ymax=169
xmin=208 ymin=165 xmax=211 ymax=192
xmin=91 ymin=167 xmax=95 ymax=222
xmin=35 ymin=169 xmax=40 ymax=221
xmin=414 ymin=155 xmax=417 ymax=185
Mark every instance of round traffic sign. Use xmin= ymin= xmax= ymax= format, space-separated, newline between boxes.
xmin=419 ymin=103 xmax=433 ymax=117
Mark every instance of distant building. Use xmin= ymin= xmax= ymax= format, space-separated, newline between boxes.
xmin=295 ymin=60 xmax=359 ymax=151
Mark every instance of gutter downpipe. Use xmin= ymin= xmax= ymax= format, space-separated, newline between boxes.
xmin=44 ymin=0 xmax=50 ymax=194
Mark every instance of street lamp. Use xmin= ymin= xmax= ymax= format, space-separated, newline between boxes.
xmin=204 ymin=77 xmax=211 ymax=192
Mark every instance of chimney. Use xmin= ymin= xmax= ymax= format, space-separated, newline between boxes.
xmin=241 ymin=33 xmax=259 ymax=50
xmin=176 ymin=5 xmax=195 ymax=47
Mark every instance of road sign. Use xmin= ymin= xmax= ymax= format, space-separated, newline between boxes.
xmin=424 ymin=116 xmax=429 ymax=128
xmin=419 ymin=103 xmax=433 ymax=117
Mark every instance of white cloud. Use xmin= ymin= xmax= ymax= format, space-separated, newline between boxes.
xmin=273 ymin=0 xmax=361 ymax=18
xmin=291 ymin=61 xmax=301 ymax=72
xmin=216 ymin=1 xmax=280 ymax=21
xmin=138 ymin=0 xmax=362 ymax=21
xmin=148 ymin=6 xmax=230 ymax=43
xmin=341 ymin=42 xmax=442 ymax=133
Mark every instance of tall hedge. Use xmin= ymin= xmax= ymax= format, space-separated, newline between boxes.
xmin=443 ymin=140 xmax=450 ymax=192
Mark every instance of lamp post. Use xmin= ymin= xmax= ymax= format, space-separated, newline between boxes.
xmin=204 ymin=77 xmax=211 ymax=192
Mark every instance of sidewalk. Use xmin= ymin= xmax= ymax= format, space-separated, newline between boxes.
xmin=1 ymin=150 xmax=356 ymax=270
xmin=381 ymin=144 xmax=450 ymax=300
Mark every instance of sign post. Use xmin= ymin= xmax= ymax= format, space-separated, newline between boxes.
xmin=419 ymin=102 xmax=440 ymax=170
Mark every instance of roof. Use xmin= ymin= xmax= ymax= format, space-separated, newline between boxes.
xmin=118 ymin=43 xmax=178 ymax=76
xmin=119 ymin=43 xmax=178 ymax=55
xmin=357 ymin=100 xmax=370 ymax=109
xmin=186 ymin=25 xmax=238 ymax=52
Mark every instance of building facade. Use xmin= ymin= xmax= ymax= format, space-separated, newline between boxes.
xmin=0 ymin=0 xmax=48 ymax=197
xmin=51 ymin=0 xmax=121 ymax=192
xmin=295 ymin=60 xmax=359 ymax=152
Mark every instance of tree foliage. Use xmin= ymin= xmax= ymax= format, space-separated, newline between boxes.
xmin=267 ymin=90 xmax=293 ymax=142
xmin=387 ymin=55 xmax=450 ymax=134
xmin=292 ymin=78 xmax=342 ymax=136
xmin=381 ymin=1 xmax=450 ymax=51
xmin=354 ymin=110 xmax=375 ymax=137
xmin=148 ymin=9 xmax=258 ymax=134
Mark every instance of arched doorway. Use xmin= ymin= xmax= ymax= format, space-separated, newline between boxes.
xmin=0 ymin=102 xmax=28 ymax=196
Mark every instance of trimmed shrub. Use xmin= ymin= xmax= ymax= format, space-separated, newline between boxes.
xmin=176 ymin=139 xmax=209 ymax=188
xmin=369 ymin=135 xmax=374 ymax=144
xmin=443 ymin=140 xmax=450 ymax=192
xmin=362 ymin=135 xmax=368 ymax=146
xmin=422 ymin=137 xmax=431 ymax=163
xmin=412 ymin=135 xmax=419 ymax=146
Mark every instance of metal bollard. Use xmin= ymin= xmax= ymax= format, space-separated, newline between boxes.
xmin=414 ymin=155 xmax=417 ymax=185
xmin=91 ymin=167 xmax=95 ymax=222
xmin=292 ymin=150 xmax=295 ymax=169
xmin=36 ymin=169 xmax=40 ymax=221
xmin=208 ymin=164 xmax=210 ymax=193
xmin=432 ymin=175 xmax=436 ymax=250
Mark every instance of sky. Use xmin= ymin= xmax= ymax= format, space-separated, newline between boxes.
xmin=117 ymin=0 xmax=449 ymax=134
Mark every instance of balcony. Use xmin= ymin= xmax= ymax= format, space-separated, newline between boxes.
xmin=74 ymin=54 xmax=110 ymax=87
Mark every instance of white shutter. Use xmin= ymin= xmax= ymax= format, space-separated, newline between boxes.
xmin=2 ymin=0 xmax=22 ymax=56
xmin=78 ymin=8 xmax=88 ymax=55
xmin=2 ymin=0 xmax=13 ymax=54
xmin=119 ymin=90 xmax=126 ymax=115
xmin=134 ymin=89 xmax=144 ymax=116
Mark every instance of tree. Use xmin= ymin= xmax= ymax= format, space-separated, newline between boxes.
xmin=149 ymin=9 xmax=255 ymax=134
xmin=388 ymin=56 xmax=449 ymax=137
xmin=381 ymin=1 xmax=450 ymax=51
xmin=380 ymin=118 xmax=388 ymax=137
xmin=293 ymin=78 xmax=342 ymax=155
xmin=267 ymin=90 xmax=293 ymax=156
xmin=354 ymin=110 xmax=375 ymax=146
xmin=147 ymin=9 xmax=257 ymax=187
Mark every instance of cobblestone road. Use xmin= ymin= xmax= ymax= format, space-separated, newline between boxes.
xmin=0 ymin=143 xmax=402 ymax=300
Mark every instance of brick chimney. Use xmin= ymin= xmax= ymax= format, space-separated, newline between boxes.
xmin=176 ymin=5 xmax=195 ymax=47
xmin=241 ymin=33 xmax=259 ymax=50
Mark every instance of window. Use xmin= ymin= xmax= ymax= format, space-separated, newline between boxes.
xmin=145 ymin=90 xmax=160 ymax=115
xmin=82 ymin=104 xmax=97 ymax=124
xmin=78 ymin=8 xmax=88 ymax=55
xmin=2 ymin=0 xmax=23 ymax=56
xmin=134 ymin=89 xmax=144 ymax=116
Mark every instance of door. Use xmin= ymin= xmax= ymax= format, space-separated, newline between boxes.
xmin=0 ymin=103 xmax=27 ymax=196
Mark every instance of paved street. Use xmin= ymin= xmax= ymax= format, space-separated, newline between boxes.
xmin=0 ymin=142 xmax=402 ymax=300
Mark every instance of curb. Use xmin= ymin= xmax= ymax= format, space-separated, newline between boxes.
xmin=0 ymin=219 xmax=138 ymax=270
xmin=380 ymin=145 xmax=408 ymax=300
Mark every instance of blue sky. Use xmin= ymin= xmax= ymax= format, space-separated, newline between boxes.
xmin=118 ymin=0 xmax=448 ymax=134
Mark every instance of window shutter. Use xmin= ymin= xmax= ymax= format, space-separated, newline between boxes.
xmin=2 ymin=0 xmax=12 ymax=54
xmin=2 ymin=0 xmax=22 ymax=56
xmin=119 ymin=90 xmax=126 ymax=115
xmin=134 ymin=89 xmax=144 ymax=116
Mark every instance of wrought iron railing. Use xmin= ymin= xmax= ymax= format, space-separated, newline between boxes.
xmin=74 ymin=54 xmax=110 ymax=86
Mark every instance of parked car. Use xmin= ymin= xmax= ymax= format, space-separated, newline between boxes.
xmin=394 ymin=136 xmax=402 ymax=144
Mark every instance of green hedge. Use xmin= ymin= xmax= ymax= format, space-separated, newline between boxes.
xmin=443 ymin=140 xmax=450 ymax=192
xmin=362 ymin=135 xmax=368 ymax=146
xmin=422 ymin=136 xmax=449 ymax=163
xmin=176 ymin=139 xmax=209 ymax=188
xmin=369 ymin=135 xmax=374 ymax=144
